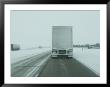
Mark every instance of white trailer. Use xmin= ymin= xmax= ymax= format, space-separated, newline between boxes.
xmin=52 ymin=26 xmax=73 ymax=58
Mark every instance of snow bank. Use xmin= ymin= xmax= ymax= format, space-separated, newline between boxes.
xmin=73 ymin=48 xmax=100 ymax=75
xmin=11 ymin=48 xmax=51 ymax=63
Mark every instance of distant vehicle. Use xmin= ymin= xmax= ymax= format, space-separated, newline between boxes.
xmin=11 ymin=44 xmax=20 ymax=51
xmin=88 ymin=45 xmax=100 ymax=49
xmin=38 ymin=46 xmax=43 ymax=48
xmin=52 ymin=26 xmax=73 ymax=58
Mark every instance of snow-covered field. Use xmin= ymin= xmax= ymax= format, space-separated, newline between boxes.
xmin=73 ymin=48 xmax=100 ymax=75
xmin=11 ymin=48 xmax=51 ymax=63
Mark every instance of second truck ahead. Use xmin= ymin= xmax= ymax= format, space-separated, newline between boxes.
xmin=51 ymin=26 xmax=73 ymax=58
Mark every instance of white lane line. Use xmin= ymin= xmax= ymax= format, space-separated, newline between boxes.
xmin=26 ymin=66 xmax=40 ymax=77
xmin=26 ymin=55 xmax=51 ymax=77
xmin=34 ymin=55 xmax=51 ymax=77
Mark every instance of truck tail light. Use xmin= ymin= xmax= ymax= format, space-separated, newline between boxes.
xmin=67 ymin=49 xmax=72 ymax=53
xmin=52 ymin=49 xmax=57 ymax=53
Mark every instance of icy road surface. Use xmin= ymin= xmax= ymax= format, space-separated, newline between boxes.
xmin=11 ymin=48 xmax=51 ymax=63
xmin=11 ymin=48 xmax=51 ymax=77
xmin=73 ymin=48 xmax=100 ymax=75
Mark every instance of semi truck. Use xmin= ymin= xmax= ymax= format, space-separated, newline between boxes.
xmin=51 ymin=26 xmax=73 ymax=58
xmin=11 ymin=44 xmax=20 ymax=51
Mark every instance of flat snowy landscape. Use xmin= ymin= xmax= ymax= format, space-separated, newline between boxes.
xmin=73 ymin=48 xmax=100 ymax=75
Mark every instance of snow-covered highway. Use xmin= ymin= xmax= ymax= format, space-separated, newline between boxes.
xmin=11 ymin=48 xmax=100 ymax=77
xmin=11 ymin=51 xmax=51 ymax=77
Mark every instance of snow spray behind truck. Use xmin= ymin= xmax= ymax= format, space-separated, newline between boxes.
xmin=52 ymin=26 xmax=73 ymax=58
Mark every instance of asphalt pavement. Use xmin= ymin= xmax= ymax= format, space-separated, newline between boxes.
xmin=38 ymin=57 xmax=99 ymax=77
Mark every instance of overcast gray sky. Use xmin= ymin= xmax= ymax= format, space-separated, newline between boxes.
xmin=11 ymin=10 xmax=100 ymax=48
